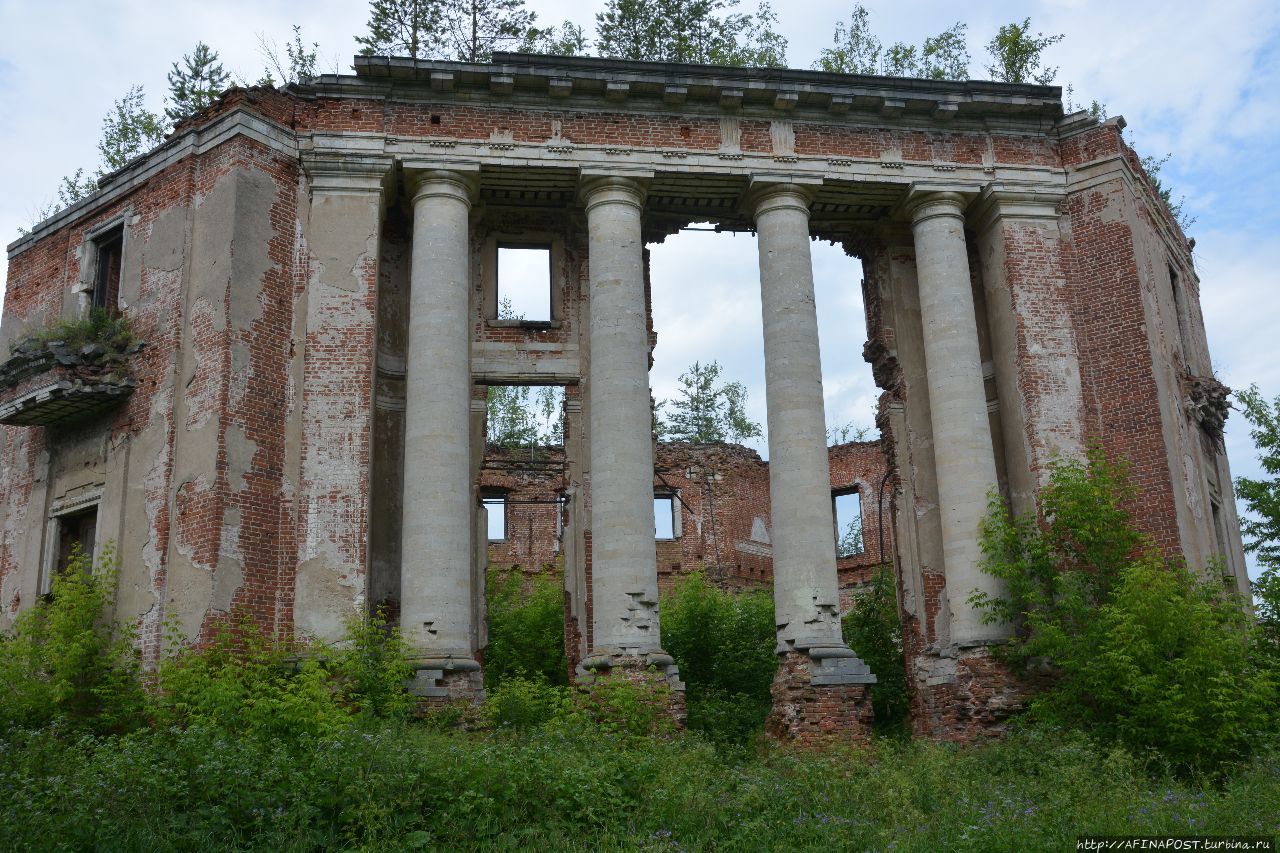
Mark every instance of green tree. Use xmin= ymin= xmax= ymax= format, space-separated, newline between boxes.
xmin=257 ymin=25 xmax=320 ymax=86
xmin=165 ymin=42 xmax=231 ymax=123
xmin=357 ymin=0 xmax=447 ymax=60
xmin=1236 ymin=384 xmax=1280 ymax=662
xmin=519 ymin=20 xmax=590 ymax=56
xmin=484 ymin=566 xmax=569 ymax=687
xmin=816 ymin=5 xmax=968 ymax=80
xmin=595 ymin=0 xmax=787 ymax=67
xmin=974 ymin=447 xmax=1275 ymax=770
xmin=0 ymin=545 xmax=144 ymax=734
xmin=99 ymin=86 xmax=167 ymax=172
xmin=815 ymin=4 xmax=880 ymax=74
xmin=659 ymin=360 xmax=762 ymax=444
xmin=984 ymin=17 xmax=1063 ymax=84
xmin=1234 ymin=385 xmax=1280 ymax=571
xmin=445 ymin=0 xmax=537 ymax=62
xmin=841 ymin=567 xmax=909 ymax=734
xmin=661 ymin=572 xmax=777 ymax=745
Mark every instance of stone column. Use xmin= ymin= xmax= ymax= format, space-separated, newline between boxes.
xmin=401 ymin=168 xmax=482 ymax=699
xmin=579 ymin=175 xmax=681 ymax=701
xmin=752 ymin=180 xmax=874 ymax=744
xmin=905 ymin=191 xmax=1005 ymax=647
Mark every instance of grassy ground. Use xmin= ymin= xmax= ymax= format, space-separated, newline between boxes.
xmin=2 ymin=720 xmax=1276 ymax=851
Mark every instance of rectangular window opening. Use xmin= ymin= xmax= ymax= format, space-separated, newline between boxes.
xmin=497 ymin=246 xmax=552 ymax=322
xmin=654 ymin=495 xmax=676 ymax=540
xmin=1210 ymin=497 xmax=1231 ymax=575
xmin=483 ymin=494 xmax=508 ymax=542
xmin=833 ymin=490 xmax=864 ymax=557
xmin=93 ymin=227 xmax=124 ymax=314
xmin=42 ymin=504 xmax=99 ymax=596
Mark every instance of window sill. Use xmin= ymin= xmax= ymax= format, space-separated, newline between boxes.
xmin=486 ymin=319 xmax=562 ymax=330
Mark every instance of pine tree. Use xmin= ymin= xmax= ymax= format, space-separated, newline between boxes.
xmin=444 ymin=0 xmax=537 ymax=62
xmin=661 ymin=361 xmax=762 ymax=444
xmin=596 ymin=0 xmax=786 ymax=68
xmin=165 ymin=43 xmax=230 ymax=123
xmin=356 ymin=0 xmax=448 ymax=60
xmin=519 ymin=20 xmax=589 ymax=56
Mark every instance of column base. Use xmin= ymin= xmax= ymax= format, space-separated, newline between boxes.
xmin=766 ymin=649 xmax=876 ymax=746
xmin=575 ymin=651 xmax=687 ymax=730
xmin=909 ymin=645 xmax=1028 ymax=742
xmin=406 ymin=657 xmax=484 ymax=704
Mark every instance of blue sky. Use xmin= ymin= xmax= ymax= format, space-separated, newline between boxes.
xmin=2 ymin=0 xmax=1277 ymax=579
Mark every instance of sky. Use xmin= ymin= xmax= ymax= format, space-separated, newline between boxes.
xmin=1 ymin=0 xmax=1278 ymax=580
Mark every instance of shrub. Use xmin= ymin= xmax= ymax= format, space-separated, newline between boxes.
xmin=154 ymin=615 xmax=351 ymax=740
xmin=0 ymin=543 xmax=144 ymax=734
xmin=660 ymin=572 xmax=777 ymax=745
xmin=484 ymin=675 xmax=571 ymax=730
xmin=974 ymin=445 xmax=1277 ymax=770
xmin=332 ymin=608 xmax=414 ymax=721
xmin=841 ymin=565 xmax=910 ymax=735
xmin=484 ymin=565 xmax=568 ymax=688
xmin=574 ymin=673 xmax=678 ymax=738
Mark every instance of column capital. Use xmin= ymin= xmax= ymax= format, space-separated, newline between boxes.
xmin=579 ymin=173 xmax=650 ymax=212
xmin=302 ymin=152 xmax=393 ymax=195
xmin=744 ymin=176 xmax=821 ymax=219
xmin=406 ymin=167 xmax=480 ymax=207
xmin=969 ymin=183 xmax=1066 ymax=233
xmin=901 ymin=189 xmax=969 ymax=226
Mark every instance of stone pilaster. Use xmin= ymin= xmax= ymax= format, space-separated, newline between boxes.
xmin=402 ymin=168 xmax=483 ymax=700
xmin=971 ymin=186 xmax=1084 ymax=517
xmin=295 ymin=154 xmax=391 ymax=643
xmin=905 ymin=190 xmax=1006 ymax=648
xmin=579 ymin=174 xmax=682 ymax=697
xmin=751 ymin=179 xmax=875 ymax=742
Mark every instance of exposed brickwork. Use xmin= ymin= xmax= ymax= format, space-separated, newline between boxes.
xmin=909 ymin=649 xmax=1032 ymax=743
xmin=766 ymin=651 xmax=873 ymax=746
xmin=1 ymin=59 xmax=1239 ymax=747
xmin=580 ymin=655 xmax=687 ymax=730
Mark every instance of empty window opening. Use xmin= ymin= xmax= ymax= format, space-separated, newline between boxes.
xmin=93 ymin=226 xmax=124 ymax=314
xmin=486 ymin=385 xmax=564 ymax=450
xmin=654 ymin=495 xmax=676 ymax=540
xmin=1168 ymin=263 xmax=1193 ymax=367
xmin=497 ymin=246 xmax=552 ymax=321
xmin=1210 ymin=497 xmax=1232 ymax=573
xmin=833 ymin=490 xmax=864 ymax=557
xmin=483 ymin=494 xmax=508 ymax=542
xmin=42 ymin=504 xmax=99 ymax=596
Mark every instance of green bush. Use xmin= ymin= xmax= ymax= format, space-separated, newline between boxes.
xmin=154 ymin=616 xmax=351 ymax=740
xmin=155 ymin=610 xmax=415 ymax=739
xmin=0 ymin=544 xmax=144 ymax=734
xmin=484 ymin=675 xmax=571 ymax=730
xmin=842 ymin=566 xmax=910 ymax=735
xmin=2 ymin=720 xmax=1276 ymax=850
xmin=975 ymin=445 xmax=1277 ymax=770
xmin=484 ymin=565 xmax=568 ymax=688
xmin=660 ymin=572 xmax=777 ymax=746
xmin=29 ymin=307 xmax=137 ymax=351
xmin=574 ymin=673 xmax=678 ymax=738
xmin=332 ymin=608 xmax=414 ymax=721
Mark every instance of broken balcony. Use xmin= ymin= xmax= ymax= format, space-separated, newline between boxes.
xmin=0 ymin=338 xmax=142 ymax=427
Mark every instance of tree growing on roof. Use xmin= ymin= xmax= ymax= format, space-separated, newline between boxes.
xmin=165 ymin=42 xmax=231 ymax=123
xmin=595 ymin=0 xmax=787 ymax=68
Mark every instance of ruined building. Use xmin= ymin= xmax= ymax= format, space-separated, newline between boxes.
xmin=0 ymin=53 xmax=1248 ymax=741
